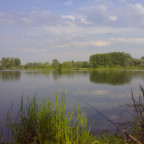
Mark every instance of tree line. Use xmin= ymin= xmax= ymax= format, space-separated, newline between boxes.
xmin=24 ymin=59 xmax=89 ymax=69
xmin=0 ymin=57 xmax=21 ymax=69
xmin=0 ymin=52 xmax=144 ymax=70
xmin=89 ymin=52 xmax=144 ymax=68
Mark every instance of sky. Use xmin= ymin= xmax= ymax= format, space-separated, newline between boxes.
xmin=0 ymin=0 xmax=144 ymax=64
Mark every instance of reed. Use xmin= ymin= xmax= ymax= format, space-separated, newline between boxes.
xmin=1 ymin=92 xmax=97 ymax=144
xmin=130 ymin=85 xmax=144 ymax=143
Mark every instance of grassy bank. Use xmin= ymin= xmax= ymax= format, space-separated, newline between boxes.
xmin=0 ymin=93 xmax=97 ymax=144
xmin=1 ymin=65 xmax=144 ymax=71
xmin=1 ymin=87 xmax=144 ymax=144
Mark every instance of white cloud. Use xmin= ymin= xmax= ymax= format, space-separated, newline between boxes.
xmin=55 ymin=40 xmax=109 ymax=48
xmin=62 ymin=15 xmax=75 ymax=21
xmin=111 ymin=38 xmax=144 ymax=44
xmin=90 ymin=41 xmax=110 ymax=47
xmin=108 ymin=16 xmax=117 ymax=21
xmin=1 ymin=2 xmax=144 ymax=28
xmin=73 ymin=89 xmax=111 ymax=96
xmin=90 ymin=90 xmax=111 ymax=95
xmin=56 ymin=44 xmax=68 ymax=48
xmin=79 ymin=17 xmax=93 ymax=25
xmin=131 ymin=3 xmax=144 ymax=14
xmin=1 ymin=0 xmax=144 ymax=62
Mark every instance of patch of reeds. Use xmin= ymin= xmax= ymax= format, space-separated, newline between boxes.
xmin=0 ymin=92 xmax=98 ymax=144
xmin=130 ymin=85 xmax=144 ymax=143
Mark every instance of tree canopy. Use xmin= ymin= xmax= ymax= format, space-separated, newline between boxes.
xmin=1 ymin=57 xmax=21 ymax=69
xmin=89 ymin=52 xmax=132 ymax=68
xmin=1 ymin=52 xmax=144 ymax=70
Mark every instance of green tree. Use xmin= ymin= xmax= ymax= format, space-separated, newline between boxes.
xmin=74 ymin=61 xmax=89 ymax=68
xmin=62 ymin=61 xmax=73 ymax=69
xmin=2 ymin=57 xmax=7 ymax=68
xmin=6 ymin=57 xmax=11 ymax=68
xmin=0 ymin=60 xmax=2 ymax=70
xmin=132 ymin=58 xmax=141 ymax=67
xmin=141 ymin=56 xmax=144 ymax=61
xmin=10 ymin=58 xmax=15 ymax=67
xmin=42 ymin=62 xmax=51 ymax=69
xmin=51 ymin=59 xmax=60 ymax=68
xmin=89 ymin=52 xmax=132 ymax=68
xmin=14 ymin=58 xmax=21 ymax=67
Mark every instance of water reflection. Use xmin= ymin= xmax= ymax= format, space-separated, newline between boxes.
xmin=89 ymin=70 xmax=144 ymax=85
xmin=0 ymin=71 xmax=21 ymax=81
xmin=51 ymin=70 xmax=89 ymax=80
xmin=0 ymin=70 xmax=144 ymax=134
xmin=24 ymin=70 xmax=50 ymax=78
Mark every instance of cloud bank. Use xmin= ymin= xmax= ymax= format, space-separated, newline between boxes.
xmin=0 ymin=0 xmax=144 ymax=63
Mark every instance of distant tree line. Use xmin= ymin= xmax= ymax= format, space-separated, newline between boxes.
xmin=51 ymin=59 xmax=89 ymax=69
xmin=1 ymin=52 xmax=144 ymax=70
xmin=24 ymin=59 xmax=89 ymax=69
xmin=24 ymin=62 xmax=51 ymax=69
xmin=0 ymin=57 xmax=21 ymax=69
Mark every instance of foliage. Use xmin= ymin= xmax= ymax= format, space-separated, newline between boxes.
xmin=89 ymin=70 xmax=132 ymax=85
xmin=1 ymin=57 xmax=21 ymax=69
xmin=130 ymin=85 xmax=144 ymax=143
xmin=1 ymin=93 xmax=96 ymax=144
xmin=97 ymin=133 xmax=127 ymax=144
xmin=140 ymin=56 xmax=144 ymax=61
xmin=0 ymin=60 xmax=2 ymax=70
xmin=51 ymin=59 xmax=60 ymax=68
xmin=89 ymin=52 xmax=132 ymax=68
xmin=74 ymin=61 xmax=89 ymax=68
xmin=1 ymin=52 xmax=144 ymax=70
xmin=0 ymin=71 xmax=21 ymax=81
xmin=61 ymin=61 xmax=73 ymax=69
xmin=24 ymin=62 xmax=51 ymax=69
xmin=61 ymin=61 xmax=89 ymax=69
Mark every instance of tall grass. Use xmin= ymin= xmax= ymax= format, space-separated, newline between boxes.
xmin=130 ymin=85 xmax=144 ymax=143
xmin=0 ymin=92 xmax=97 ymax=144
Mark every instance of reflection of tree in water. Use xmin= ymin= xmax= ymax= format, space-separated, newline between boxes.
xmin=0 ymin=71 xmax=21 ymax=81
xmin=25 ymin=71 xmax=50 ymax=78
xmin=89 ymin=71 xmax=144 ymax=85
xmin=52 ymin=70 xmax=89 ymax=80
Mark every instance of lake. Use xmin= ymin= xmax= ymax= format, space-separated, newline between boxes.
xmin=0 ymin=70 xmax=144 ymax=133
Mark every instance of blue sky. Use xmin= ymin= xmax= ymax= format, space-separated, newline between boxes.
xmin=0 ymin=0 xmax=144 ymax=64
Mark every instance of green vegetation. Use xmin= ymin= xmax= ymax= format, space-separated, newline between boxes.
xmin=0 ymin=71 xmax=21 ymax=81
xmin=0 ymin=93 xmax=97 ymax=144
xmin=0 ymin=57 xmax=21 ymax=69
xmin=89 ymin=52 xmax=132 ymax=68
xmin=24 ymin=62 xmax=51 ymax=69
xmin=89 ymin=52 xmax=144 ymax=69
xmin=126 ymin=85 xmax=144 ymax=143
xmin=1 ymin=52 xmax=144 ymax=70
xmin=1 ymin=87 xmax=144 ymax=143
xmin=90 ymin=71 xmax=132 ymax=85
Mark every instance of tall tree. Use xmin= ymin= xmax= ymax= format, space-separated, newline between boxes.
xmin=51 ymin=59 xmax=60 ymax=68
xmin=2 ymin=57 xmax=7 ymax=68
xmin=89 ymin=52 xmax=132 ymax=68
xmin=141 ymin=56 xmax=144 ymax=61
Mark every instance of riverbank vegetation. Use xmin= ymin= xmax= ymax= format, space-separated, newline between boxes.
xmin=0 ymin=52 xmax=144 ymax=70
xmin=0 ymin=96 xmax=126 ymax=144
xmin=0 ymin=57 xmax=21 ymax=70
xmin=1 ymin=86 xmax=144 ymax=144
xmin=125 ymin=85 xmax=144 ymax=143
xmin=0 ymin=93 xmax=97 ymax=144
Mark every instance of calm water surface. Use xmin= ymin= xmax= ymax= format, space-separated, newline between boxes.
xmin=0 ymin=70 xmax=144 ymax=132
